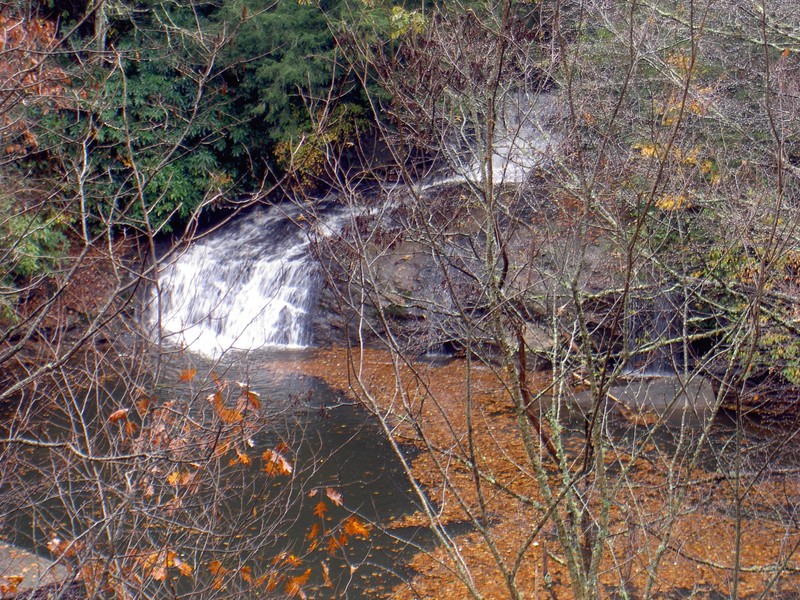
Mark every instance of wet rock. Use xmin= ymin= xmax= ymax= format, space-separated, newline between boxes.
xmin=0 ymin=541 xmax=71 ymax=597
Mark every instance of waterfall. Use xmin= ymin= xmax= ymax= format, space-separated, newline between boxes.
xmin=151 ymin=205 xmax=326 ymax=356
xmin=424 ymin=91 xmax=560 ymax=189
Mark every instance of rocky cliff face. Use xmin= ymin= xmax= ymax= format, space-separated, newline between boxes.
xmin=313 ymin=179 xmax=625 ymax=364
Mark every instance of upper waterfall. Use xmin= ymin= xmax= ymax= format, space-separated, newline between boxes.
xmin=425 ymin=91 xmax=560 ymax=189
xmin=150 ymin=205 xmax=323 ymax=356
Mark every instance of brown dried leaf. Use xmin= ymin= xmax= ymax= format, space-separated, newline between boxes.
xmin=264 ymin=574 xmax=279 ymax=591
xmin=108 ymin=408 xmax=129 ymax=423
xmin=151 ymin=565 xmax=167 ymax=582
xmin=213 ymin=440 xmax=231 ymax=457
xmin=313 ymin=501 xmax=328 ymax=519
xmin=325 ymin=487 xmax=343 ymax=506
xmin=178 ymin=368 xmax=197 ymax=382
xmin=210 ymin=372 xmax=223 ymax=388
xmin=1 ymin=575 xmax=24 ymax=595
xmin=240 ymin=565 xmax=252 ymax=584
xmin=283 ymin=554 xmax=302 ymax=568
xmin=244 ymin=390 xmax=261 ymax=410
xmin=207 ymin=560 xmax=227 ymax=576
xmin=262 ymin=449 xmax=292 ymax=477
xmin=285 ymin=568 xmax=311 ymax=598
xmin=176 ymin=560 xmax=192 ymax=578
xmin=209 ymin=392 xmax=243 ymax=424
xmin=321 ymin=561 xmax=332 ymax=587
xmin=47 ymin=536 xmax=74 ymax=557
xmin=343 ymin=516 xmax=371 ymax=539
xmin=235 ymin=448 xmax=251 ymax=465
xmin=135 ymin=395 xmax=152 ymax=416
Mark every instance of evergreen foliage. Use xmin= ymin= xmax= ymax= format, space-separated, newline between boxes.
xmin=30 ymin=3 xmax=234 ymax=234
xmin=216 ymin=0 xmax=347 ymax=179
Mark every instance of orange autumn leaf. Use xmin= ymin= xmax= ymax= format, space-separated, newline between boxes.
xmin=179 ymin=471 xmax=198 ymax=487
xmin=1 ymin=575 xmax=24 ymax=595
xmin=313 ymin=501 xmax=328 ymax=519
xmin=207 ymin=560 xmax=226 ymax=576
xmin=47 ymin=536 xmax=74 ymax=557
xmin=176 ymin=560 xmax=192 ymax=577
xmin=125 ymin=420 xmax=138 ymax=437
xmin=283 ymin=554 xmax=303 ymax=568
xmin=220 ymin=407 xmax=243 ymax=424
xmin=242 ymin=389 xmax=261 ymax=410
xmin=285 ymin=568 xmax=311 ymax=598
xmin=208 ymin=559 xmax=229 ymax=589
xmin=210 ymin=371 xmax=222 ymax=387
xmin=209 ymin=392 xmax=243 ymax=424
xmin=306 ymin=522 xmax=320 ymax=540
xmin=229 ymin=448 xmax=251 ymax=466
xmin=264 ymin=573 xmax=279 ymax=591
xmin=213 ymin=439 xmax=232 ymax=457
xmin=326 ymin=536 xmax=340 ymax=555
xmin=263 ymin=449 xmax=292 ymax=477
xmin=325 ymin=487 xmax=343 ymax=506
xmin=178 ymin=368 xmax=197 ymax=382
xmin=135 ymin=395 xmax=152 ymax=416
xmin=139 ymin=549 xmax=182 ymax=581
xmin=343 ymin=516 xmax=371 ymax=539
xmin=108 ymin=408 xmax=129 ymax=423
xmin=240 ymin=565 xmax=252 ymax=584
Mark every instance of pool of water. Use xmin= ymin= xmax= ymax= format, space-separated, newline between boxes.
xmin=0 ymin=348 xmax=431 ymax=599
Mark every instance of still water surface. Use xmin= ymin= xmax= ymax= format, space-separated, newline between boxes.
xmin=2 ymin=348 xmax=429 ymax=598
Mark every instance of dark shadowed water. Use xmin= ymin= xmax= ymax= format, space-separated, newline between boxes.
xmin=1 ymin=348 xmax=435 ymax=599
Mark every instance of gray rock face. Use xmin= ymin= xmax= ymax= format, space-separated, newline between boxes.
xmin=0 ymin=541 xmax=70 ymax=595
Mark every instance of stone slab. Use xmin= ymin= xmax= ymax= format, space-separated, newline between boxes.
xmin=0 ymin=541 xmax=70 ymax=595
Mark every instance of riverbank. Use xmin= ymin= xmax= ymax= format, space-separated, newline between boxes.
xmin=266 ymin=347 xmax=800 ymax=598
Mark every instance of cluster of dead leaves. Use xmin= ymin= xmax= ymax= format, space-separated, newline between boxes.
xmin=305 ymin=488 xmax=371 ymax=556
xmin=201 ymin=487 xmax=372 ymax=597
xmin=0 ymin=10 xmax=72 ymax=155
xmin=138 ymin=549 xmax=192 ymax=582
xmin=263 ymin=446 xmax=293 ymax=477
xmin=47 ymin=537 xmax=195 ymax=597
xmin=1 ymin=575 xmax=24 ymax=596
xmin=204 ymin=371 xmax=262 ymax=424
xmin=206 ymin=557 xmax=314 ymax=598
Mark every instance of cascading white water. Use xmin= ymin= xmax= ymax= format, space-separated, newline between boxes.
xmin=151 ymin=205 xmax=322 ymax=356
xmin=425 ymin=91 xmax=560 ymax=189
xmin=150 ymin=93 xmax=559 ymax=357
